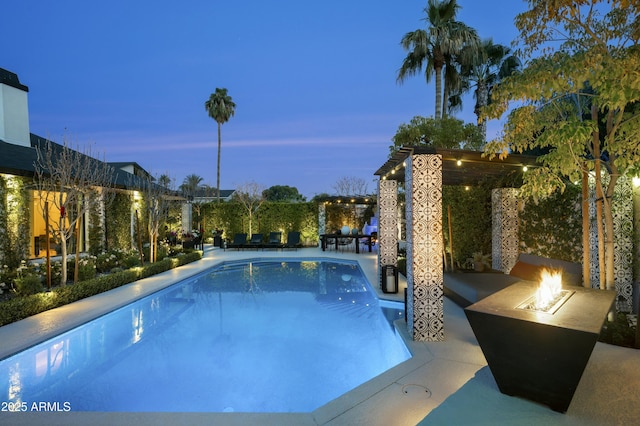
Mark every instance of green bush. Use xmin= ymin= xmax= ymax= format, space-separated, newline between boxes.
xmin=599 ymin=313 xmax=637 ymax=348
xmin=177 ymin=251 xmax=202 ymax=266
xmin=14 ymin=275 xmax=43 ymax=296
xmin=139 ymin=258 xmax=173 ymax=279
xmin=122 ymin=254 xmax=142 ymax=269
xmin=201 ymin=201 xmax=319 ymax=246
xmin=67 ymin=257 xmax=97 ymax=282
xmin=96 ymin=252 xmax=120 ymax=273
xmin=0 ymin=251 xmax=202 ymax=327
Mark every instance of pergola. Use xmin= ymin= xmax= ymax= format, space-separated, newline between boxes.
xmin=374 ymin=147 xmax=539 ymax=342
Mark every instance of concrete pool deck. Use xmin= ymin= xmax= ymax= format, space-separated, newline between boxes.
xmin=1 ymin=245 xmax=639 ymax=425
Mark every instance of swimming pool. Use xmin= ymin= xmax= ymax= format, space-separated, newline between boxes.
xmin=0 ymin=259 xmax=410 ymax=412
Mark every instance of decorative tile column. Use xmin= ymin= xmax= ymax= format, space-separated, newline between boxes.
xmin=405 ymin=154 xmax=444 ymax=342
xmin=181 ymin=202 xmax=192 ymax=234
xmin=318 ymin=202 xmax=326 ymax=237
xmin=589 ymin=175 xmax=633 ymax=312
xmin=378 ymin=179 xmax=398 ymax=271
xmin=492 ymin=188 xmax=520 ymax=273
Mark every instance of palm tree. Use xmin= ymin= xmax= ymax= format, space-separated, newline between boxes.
xmin=397 ymin=0 xmax=479 ymax=120
xmin=459 ymin=39 xmax=520 ymax=140
xmin=205 ymin=88 xmax=236 ymax=202
xmin=157 ymin=174 xmax=173 ymax=189
xmin=179 ymin=174 xmax=204 ymax=200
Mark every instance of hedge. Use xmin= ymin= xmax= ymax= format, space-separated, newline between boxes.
xmin=0 ymin=251 xmax=202 ymax=327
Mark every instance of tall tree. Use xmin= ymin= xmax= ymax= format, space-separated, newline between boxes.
xmin=233 ymin=181 xmax=265 ymax=237
xmin=180 ymin=174 xmax=205 ymax=230
xmin=459 ymin=39 xmax=521 ymax=141
xmin=390 ymin=115 xmax=484 ymax=154
xmin=136 ymin=174 xmax=173 ymax=263
xmin=332 ymin=176 xmax=369 ymax=197
xmin=179 ymin=174 xmax=204 ymax=200
xmin=483 ymin=0 xmax=640 ymax=296
xmin=157 ymin=174 xmax=173 ymax=189
xmin=397 ymin=0 xmax=479 ymax=119
xmin=205 ymin=88 xmax=236 ymax=202
xmin=263 ymin=185 xmax=306 ymax=202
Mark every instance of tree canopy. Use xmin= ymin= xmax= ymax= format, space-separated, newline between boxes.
xmin=483 ymin=0 xmax=640 ymax=293
xmin=262 ymin=185 xmax=306 ymax=202
xmin=390 ymin=115 xmax=484 ymax=155
xmin=397 ymin=0 xmax=479 ymax=119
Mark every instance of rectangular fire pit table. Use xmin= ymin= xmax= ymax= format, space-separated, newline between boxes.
xmin=465 ymin=280 xmax=615 ymax=412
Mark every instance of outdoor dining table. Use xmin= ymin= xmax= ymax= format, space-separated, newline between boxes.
xmin=320 ymin=233 xmax=373 ymax=253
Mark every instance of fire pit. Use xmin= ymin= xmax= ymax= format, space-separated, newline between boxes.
xmin=465 ymin=271 xmax=615 ymax=412
xmin=516 ymin=269 xmax=574 ymax=314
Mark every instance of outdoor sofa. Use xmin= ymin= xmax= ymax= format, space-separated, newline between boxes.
xmin=443 ymin=253 xmax=582 ymax=308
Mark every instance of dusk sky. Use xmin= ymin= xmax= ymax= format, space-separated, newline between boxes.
xmin=3 ymin=1 xmax=528 ymax=198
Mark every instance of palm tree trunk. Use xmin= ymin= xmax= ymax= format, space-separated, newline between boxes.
xmin=476 ymin=83 xmax=489 ymax=141
xmin=217 ymin=122 xmax=222 ymax=203
xmin=435 ymin=66 xmax=443 ymax=119
xmin=442 ymin=77 xmax=449 ymax=119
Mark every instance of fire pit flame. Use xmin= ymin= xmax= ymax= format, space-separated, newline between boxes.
xmin=535 ymin=269 xmax=563 ymax=310
xmin=516 ymin=269 xmax=574 ymax=314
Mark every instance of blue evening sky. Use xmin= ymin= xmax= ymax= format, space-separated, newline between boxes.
xmin=2 ymin=1 xmax=528 ymax=198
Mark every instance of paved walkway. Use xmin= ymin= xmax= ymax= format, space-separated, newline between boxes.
xmin=1 ymin=245 xmax=638 ymax=425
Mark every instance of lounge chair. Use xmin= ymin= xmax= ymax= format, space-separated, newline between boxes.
xmin=247 ymin=233 xmax=263 ymax=250
xmin=284 ymin=231 xmax=301 ymax=250
xmin=265 ymin=232 xmax=283 ymax=249
xmin=227 ymin=233 xmax=247 ymax=250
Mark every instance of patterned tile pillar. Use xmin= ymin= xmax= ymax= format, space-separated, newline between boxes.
xmin=405 ymin=154 xmax=444 ymax=342
xmin=589 ymin=175 xmax=633 ymax=312
xmin=633 ymin=179 xmax=640 ymax=313
xmin=492 ymin=188 xmax=520 ymax=273
xmin=181 ymin=202 xmax=192 ymax=234
xmin=378 ymin=179 xmax=398 ymax=277
xmin=318 ymin=202 xmax=326 ymax=238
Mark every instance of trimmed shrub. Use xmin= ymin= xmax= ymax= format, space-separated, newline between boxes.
xmin=96 ymin=252 xmax=120 ymax=273
xmin=67 ymin=257 xmax=97 ymax=282
xmin=0 ymin=251 xmax=202 ymax=327
xmin=14 ymin=275 xmax=43 ymax=296
xmin=122 ymin=254 xmax=142 ymax=269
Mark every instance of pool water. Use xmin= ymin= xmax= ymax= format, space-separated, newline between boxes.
xmin=0 ymin=259 xmax=410 ymax=412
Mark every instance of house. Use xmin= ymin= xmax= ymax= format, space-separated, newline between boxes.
xmin=0 ymin=67 xmax=182 ymax=263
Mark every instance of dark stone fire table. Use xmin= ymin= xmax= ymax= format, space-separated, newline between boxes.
xmin=465 ymin=280 xmax=615 ymax=412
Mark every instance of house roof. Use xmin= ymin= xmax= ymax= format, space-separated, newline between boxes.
xmin=108 ymin=162 xmax=153 ymax=179
xmin=0 ymin=134 xmax=182 ymax=198
xmin=374 ymin=147 xmax=539 ymax=186
xmin=0 ymin=139 xmax=38 ymax=177
xmin=0 ymin=67 xmax=29 ymax=92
